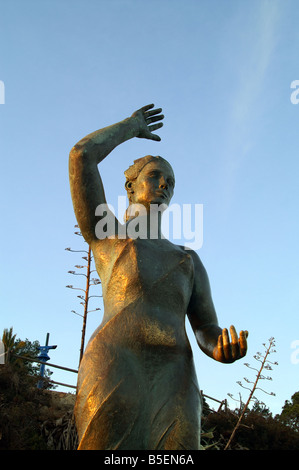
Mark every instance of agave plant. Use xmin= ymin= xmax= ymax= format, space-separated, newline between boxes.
xmin=2 ymin=327 xmax=26 ymax=363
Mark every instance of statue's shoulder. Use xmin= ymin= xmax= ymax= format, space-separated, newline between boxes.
xmin=176 ymin=246 xmax=208 ymax=276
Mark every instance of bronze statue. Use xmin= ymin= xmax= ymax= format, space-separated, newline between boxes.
xmin=69 ymin=104 xmax=248 ymax=450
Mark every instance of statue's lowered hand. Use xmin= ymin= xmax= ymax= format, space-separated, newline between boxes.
xmin=213 ymin=326 xmax=248 ymax=363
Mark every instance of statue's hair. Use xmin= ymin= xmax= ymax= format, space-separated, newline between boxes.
xmin=125 ymin=155 xmax=174 ymax=180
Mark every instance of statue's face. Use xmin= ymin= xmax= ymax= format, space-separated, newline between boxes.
xmin=130 ymin=160 xmax=175 ymax=209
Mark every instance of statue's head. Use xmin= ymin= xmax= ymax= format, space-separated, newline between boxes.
xmin=124 ymin=155 xmax=175 ymax=221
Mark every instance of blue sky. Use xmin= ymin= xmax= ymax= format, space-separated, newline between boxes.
xmin=1 ymin=0 xmax=299 ymax=415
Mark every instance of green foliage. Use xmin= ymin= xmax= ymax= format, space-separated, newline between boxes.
xmin=2 ymin=327 xmax=26 ymax=358
xmin=224 ymin=337 xmax=278 ymax=449
xmin=203 ymin=407 xmax=299 ymax=450
xmin=0 ymin=362 xmax=77 ymax=450
xmin=278 ymin=391 xmax=299 ymax=431
xmin=251 ymin=400 xmax=272 ymax=418
xmin=2 ymin=327 xmax=53 ymax=382
xmin=201 ymin=336 xmax=299 ymax=450
xmin=0 ymin=363 xmax=51 ymax=449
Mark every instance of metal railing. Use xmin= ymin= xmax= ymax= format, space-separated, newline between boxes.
xmin=201 ymin=391 xmax=228 ymax=412
xmin=5 ymin=351 xmax=78 ymax=390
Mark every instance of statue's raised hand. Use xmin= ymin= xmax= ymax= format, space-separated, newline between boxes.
xmin=131 ymin=104 xmax=164 ymax=141
xmin=213 ymin=326 xmax=248 ymax=363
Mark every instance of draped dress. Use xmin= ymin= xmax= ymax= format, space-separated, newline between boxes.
xmin=74 ymin=236 xmax=202 ymax=450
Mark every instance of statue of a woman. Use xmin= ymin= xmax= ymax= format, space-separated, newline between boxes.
xmin=69 ymin=104 xmax=248 ymax=450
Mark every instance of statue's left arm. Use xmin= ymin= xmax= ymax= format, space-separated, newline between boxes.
xmin=187 ymin=250 xmax=248 ymax=363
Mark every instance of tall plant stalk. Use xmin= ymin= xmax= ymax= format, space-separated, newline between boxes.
xmin=79 ymin=245 xmax=91 ymax=365
xmin=225 ymin=337 xmax=277 ymax=450
xmin=66 ymin=226 xmax=102 ymax=368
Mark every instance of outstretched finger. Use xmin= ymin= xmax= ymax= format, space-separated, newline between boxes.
xmin=239 ymin=330 xmax=248 ymax=357
xmin=149 ymin=122 xmax=163 ymax=133
xmin=230 ymin=325 xmax=239 ymax=359
xmin=146 ymin=116 xmax=164 ymax=127
xmin=146 ymin=114 xmax=164 ymax=124
xmin=217 ymin=334 xmax=224 ymax=362
xmin=222 ymin=328 xmax=232 ymax=361
xmin=145 ymin=107 xmax=163 ymax=117
xmin=141 ymin=103 xmax=155 ymax=112
xmin=147 ymin=124 xmax=162 ymax=141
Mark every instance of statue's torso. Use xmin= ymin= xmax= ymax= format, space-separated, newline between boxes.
xmin=91 ymin=237 xmax=194 ymax=348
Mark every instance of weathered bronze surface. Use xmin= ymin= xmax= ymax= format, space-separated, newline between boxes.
xmin=69 ymin=104 xmax=248 ymax=450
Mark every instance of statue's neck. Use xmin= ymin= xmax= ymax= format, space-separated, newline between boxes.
xmin=125 ymin=208 xmax=163 ymax=240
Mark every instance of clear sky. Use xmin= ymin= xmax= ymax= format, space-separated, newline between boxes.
xmin=1 ymin=0 xmax=299 ymax=415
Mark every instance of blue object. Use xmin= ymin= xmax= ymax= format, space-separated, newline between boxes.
xmin=37 ymin=333 xmax=57 ymax=388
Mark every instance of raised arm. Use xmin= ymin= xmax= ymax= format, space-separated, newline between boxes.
xmin=187 ymin=250 xmax=248 ymax=363
xmin=68 ymin=104 xmax=164 ymax=244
